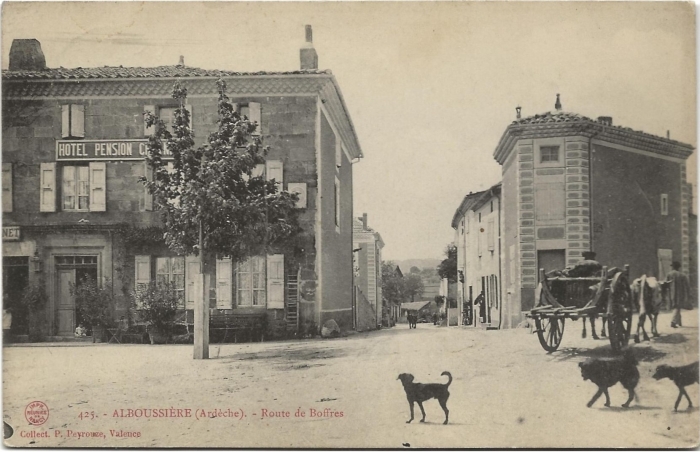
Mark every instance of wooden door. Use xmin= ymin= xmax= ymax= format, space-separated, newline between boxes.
xmin=57 ymin=269 xmax=76 ymax=336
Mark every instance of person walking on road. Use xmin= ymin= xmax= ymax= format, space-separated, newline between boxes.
xmin=667 ymin=261 xmax=691 ymax=328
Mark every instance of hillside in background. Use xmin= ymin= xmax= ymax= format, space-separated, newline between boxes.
xmin=393 ymin=259 xmax=441 ymax=275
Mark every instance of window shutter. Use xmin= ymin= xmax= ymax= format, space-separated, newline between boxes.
xmin=61 ymin=105 xmax=70 ymax=138
xmin=71 ymin=104 xmax=85 ymax=138
xmin=2 ymin=163 xmax=12 ymax=213
xmin=184 ymin=104 xmax=193 ymax=133
xmin=266 ymin=254 xmax=284 ymax=309
xmin=88 ymin=162 xmax=106 ymax=212
xmin=287 ymin=182 xmax=307 ymax=208
xmin=144 ymin=105 xmax=155 ymax=136
xmin=487 ymin=220 xmax=495 ymax=251
xmin=142 ymin=161 xmax=153 ymax=211
xmin=134 ymin=255 xmax=151 ymax=309
xmin=266 ymin=160 xmax=283 ymax=184
xmin=249 ymin=102 xmax=261 ymax=136
xmin=185 ymin=256 xmax=200 ymax=310
xmin=39 ymin=162 xmax=56 ymax=212
xmin=216 ymin=258 xmax=232 ymax=309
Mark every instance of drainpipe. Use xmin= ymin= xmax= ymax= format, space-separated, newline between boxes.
xmin=496 ymin=189 xmax=503 ymax=329
xmin=588 ymin=127 xmax=601 ymax=253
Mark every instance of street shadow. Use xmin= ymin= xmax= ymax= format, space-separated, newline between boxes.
xmin=651 ymin=333 xmax=687 ymax=345
xmin=219 ymin=346 xmax=346 ymax=363
xmin=601 ymin=405 xmax=662 ymax=412
xmin=554 ymin=345 xmax=667 ymax=363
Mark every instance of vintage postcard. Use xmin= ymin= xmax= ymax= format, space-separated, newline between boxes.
xmin=2 ymin=1 xmax=698 ymax=448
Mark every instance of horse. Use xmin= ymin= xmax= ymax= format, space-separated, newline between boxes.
xmin=631 ymin=275 xmax=670 ymax=342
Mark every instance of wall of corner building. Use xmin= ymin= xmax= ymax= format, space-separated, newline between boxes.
xmin=318 ymin=109 xmax=354 ymax=332
xmin=3 ymin=87 xmax=325 ymax=337
xmin=590 ymin=142 xmax=684 ymax=280
xmin=501 ymin=148 xmax=521 ymax=327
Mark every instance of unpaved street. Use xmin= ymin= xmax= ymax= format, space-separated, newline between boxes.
xmin=3 ymin=311 xmax=698 ymax=448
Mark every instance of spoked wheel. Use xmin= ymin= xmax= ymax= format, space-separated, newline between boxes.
xmin=535 ymin=316 xmax=565 ymax=352
xmin=608 ymin=272 xmax=634 ymax=352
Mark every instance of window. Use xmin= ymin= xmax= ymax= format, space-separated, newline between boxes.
xmin=478 ymin=212 xmax=481 ymax=223
xmin=460 ymin=219 xmax=465 ymax=236
xmin=287 ymin=183 xmax=307 ymax=208
xmin=233 ymin=102 xmax=262 ymax=136
xmin=335 ymin=176 xmax=340 ymax=230
xmin=156 ymin=256 xmax=185 ymax=304
xmin=661 ymin=194 xmax=669 ymax=216
xmin=144 ymin=105 xmax=193 ymax=136
xmin=235 ymin=255 xmax=266 ymax=307
xmin=62 ymin=166 xmax=89 ymax=211
xmin=61 ymin=104 xmax=85 ymax=138
xmin=2 ymin=163 xmax=12 ymax=213
xmin=61 ymin=163 xmax=106 ymax=212
xmin=540 ymin=145 xmax=559 ymax=163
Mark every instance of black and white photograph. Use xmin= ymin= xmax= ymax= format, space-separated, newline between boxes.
xmin=1 ymin=1 xmax=698 ymax=448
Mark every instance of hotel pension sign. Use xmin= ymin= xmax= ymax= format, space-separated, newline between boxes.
xmin=56 ymin=140 xmax=174 ymax=161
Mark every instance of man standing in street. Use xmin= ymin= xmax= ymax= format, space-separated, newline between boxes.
xmin=668 ymin=261 xmax=691 ymax=328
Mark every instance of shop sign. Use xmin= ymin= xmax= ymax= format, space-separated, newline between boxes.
xmin=56 ymin=140 xmax=174 ymax=161
xmin=2 ymin=226 xmax=20 ymax=241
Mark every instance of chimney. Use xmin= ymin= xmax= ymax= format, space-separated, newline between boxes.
xmin=597 ymin=116 xmax=613 ymax=126
xmin=300 ymin=25 xmax=318 ymax=70
xmin=178 ymin=55 xmax=185 ymax=66
xmin=9 ymin=39 xmax=46 ymax=71
xmin=554 ymin=93 xmax=562 ymax=111
xmin=515 ymin=106 xmax=522 ymax=119
xmin=362 ymin=213 xmax=368 ymax=230
xmin=667 ymin=130 xmax=671 ymax=139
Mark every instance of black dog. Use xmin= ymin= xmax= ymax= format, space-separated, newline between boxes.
xmin=397 ymin=371 xmax=452 ymax=424
xmin=653 ymin=361 xmax=699 ymax=411
xmin=579 ymin=351 xmax=639 ymax=408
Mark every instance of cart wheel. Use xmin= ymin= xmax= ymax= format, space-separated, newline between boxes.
xmin=536 ymin=316 xmax=565 ymax=352
xmin=608 ymin=272 xmax=633 ymax=352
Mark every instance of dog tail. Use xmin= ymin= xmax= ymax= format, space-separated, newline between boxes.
xmin=441 ymin=371 xmax=452 ymax=387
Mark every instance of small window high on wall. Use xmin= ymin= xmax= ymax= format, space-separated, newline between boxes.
xmin=660 ymin=194 xmax=669 ymax=216
xmin=61 ymin=104 xmax=85 ymax=138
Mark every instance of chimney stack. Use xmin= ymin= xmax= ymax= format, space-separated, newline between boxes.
xmin=597 ymin=116 xmax=613 ymax=126
xmin=515 ymin=106 xmax=522 ymax=119
xmin=178 ymin=55 xmax=185 ymax=66
xmin=362 ymin=213 xmax=368 ymax=230
xmin=9 ymin=39 xmax=46 ymax=71
xmin=554 ymin=94 xmax=562 ymax=111
xmin=300 ymin=25 xmax=318 ymax=70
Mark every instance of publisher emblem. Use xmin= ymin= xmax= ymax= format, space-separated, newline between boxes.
xmin=25 ymin=401 xmax=49 ymax=426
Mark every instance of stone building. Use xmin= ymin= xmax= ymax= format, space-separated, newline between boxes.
xmin=451 ymin=184 xmax=502 ymax=328
xmin=2 ymin=27 xmax=364 ymax=340
xmin=453 ymin=98 xmax=694 ymax=329
xmin=352 ymin=213 xmax=385 ymax=329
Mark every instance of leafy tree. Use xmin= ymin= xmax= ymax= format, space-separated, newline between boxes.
xmin=142 ymin=79 xmax=301 ymax=357
xmin=142 ymin=79 xmax=300 ymax=258
xmin=71 ymin=275 xmax=113 ymax=343
xmin=409 ymin=266 xmax=421 ymax=274
xmin=437 ymin=244 xmax=458 ymax=283
xmin=382 ymin=261 xmax=406 ymax=307
xmin=404 ymin=273 xmax=424 ymax=302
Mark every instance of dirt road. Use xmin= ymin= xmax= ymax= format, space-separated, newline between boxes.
xmin=3 ymin=310 xmax=698 ymax=448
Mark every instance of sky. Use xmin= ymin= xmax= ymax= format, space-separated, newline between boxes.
xmin=2 ymin=2 xmax=697 ymax=261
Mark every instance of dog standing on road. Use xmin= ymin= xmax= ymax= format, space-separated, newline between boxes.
xmin=653 ymin=362 xmax=699 ymax=411
xmin=397 ymin=371 xmax=452 ymax=424
xmin=578 ymin=351 xmax=639 ymax=408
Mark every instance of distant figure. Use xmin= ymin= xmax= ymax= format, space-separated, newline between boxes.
xmin=75 ymin=324 xmax=87 ymax=337
xmin=667 ymin=261 xmax=691 ymax=328
xmin=474 ymin=293 xmax=485 ymax=323
xmin=432 ymin=313 xmax=438 ymax=325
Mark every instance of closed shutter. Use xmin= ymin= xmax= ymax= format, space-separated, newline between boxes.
xmin=89 ymin=162 xmax=106 ymax=211
xmin=216 ymin=258 xmax=232 ymax=309
xmin=144 ymin=105 xmax=155 ymax=136
xmin=184 ymin=104 xmax=193 ymax=133
xmin=135 ymin=255 xmax=151 ymax=309
xmin=266 ymin=160 xmax=283 ymax=184
xmin=71 ymin=104 xmax=85 ymax=138
xmin=142 ymin=161 xmax=153 ymax=211
xmin=266 ymin=254 xmax=284 ymax=309
xmin=185 ymin=256 xmax=200 ymax=310
xmin=2 ymin=163 xmax=12 ymax=213
xmin=61 ymin=105 xmax=70 ymax=138
xmin=39 ymin=162 xmax=56 ymax=212
xmin=249 ymin=102 xmax=261 ymax=136
xmin=287 ymin=182 xmax=307 ymax=208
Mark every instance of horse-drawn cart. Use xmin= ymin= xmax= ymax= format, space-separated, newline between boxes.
xmin=526 ymin=265 xmax=634 ymax=352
